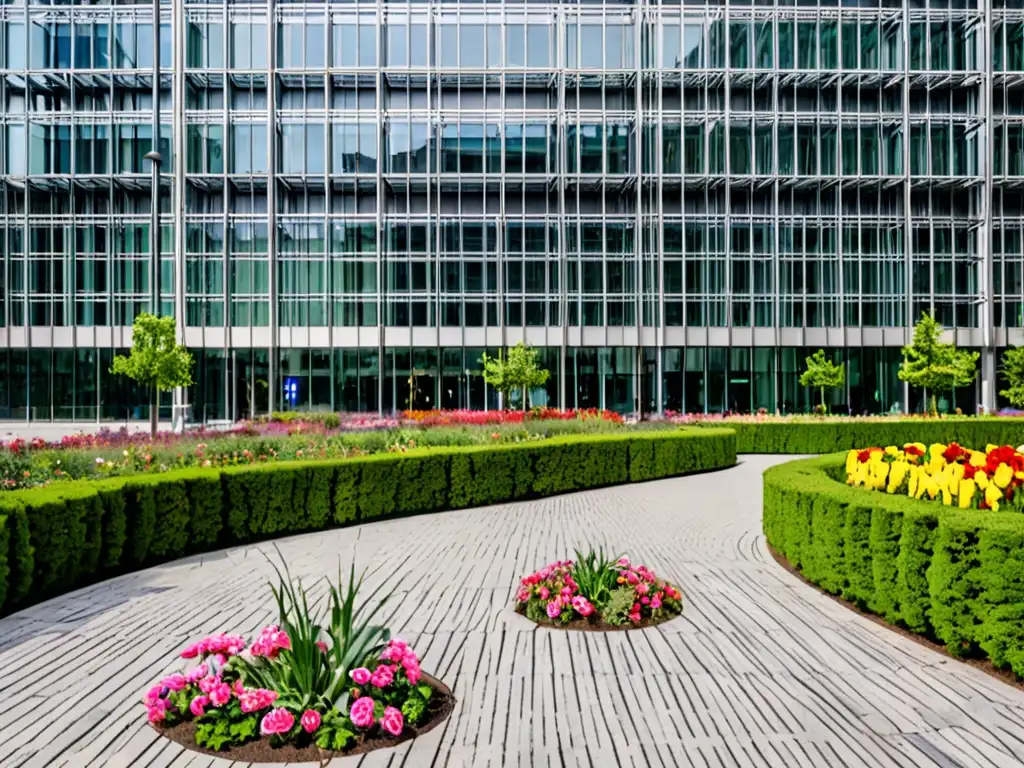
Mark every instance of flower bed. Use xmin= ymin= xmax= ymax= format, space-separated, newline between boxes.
xmin=146 ymin=565 xmax=454 ymax=761
xmin=514 ymin=551 xmax=683 ymax=630
xmin=845 ymin=442 xmax=1024 ymax=511
xmin=764 ymin=454 xmax=1024 ymax=677
xmin=402 ymin=407 xmax=624 ymax=426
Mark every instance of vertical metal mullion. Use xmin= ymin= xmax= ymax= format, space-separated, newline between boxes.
xmin=981 ymin=0 xmax=997 ymax=411
xmin=903 ymin=0 xmax=912 ymax=411
xmin=267 ymin=0 xmax=277 ymax=413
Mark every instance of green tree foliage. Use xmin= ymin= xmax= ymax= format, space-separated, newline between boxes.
xmin=111 ymin=313 xmax=194 ymax=436
xmin=999 ymin=346 xmax=1024 ymax=408
xmin=898 ymin=313 xmax=978 ymax=416
xmin=481 ymin=342 xmax=551 ymax=411
xmin=798 ymin=349 xmax=845 ymax=412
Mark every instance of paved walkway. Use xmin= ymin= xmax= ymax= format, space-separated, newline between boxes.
xmin=2 ymin=456 xmax=1024 ymax=767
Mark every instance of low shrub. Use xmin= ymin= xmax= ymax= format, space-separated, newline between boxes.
xmin=764 ymin=454 xmax=1024 ymax=676
xmin=0 ymin=428 xmax=735 ymax=617
xmin=703 ymin=418 xmax=1024 ymax=454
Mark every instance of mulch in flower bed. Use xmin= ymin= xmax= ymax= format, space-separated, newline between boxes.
xmin=152 ymin=674 xmax=455 ymax=763
xmin=514 ymin=605 xmax=679 ymax=632
xmin=767 ymin=543 xmax=1024 ymax=694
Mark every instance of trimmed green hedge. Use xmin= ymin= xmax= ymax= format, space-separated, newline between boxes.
xmin=706 ymin=419 xmax=1024 ymax=454
xmin=0 ymin=428 xmax=735 ymax=617
xmin=764 ymin=454 xmax=1024 ymax=675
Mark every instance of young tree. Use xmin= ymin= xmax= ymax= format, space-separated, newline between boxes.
xmin=481 ymin=342 xmax=551 ymax=411
xmin=111 ymin=313 xmax=194 ymax=436
xmin=798 ymin=349 xmax=845 ymax=413
xmin=898 ymin=312 xmax=978 ymax=416
xmin=999 ymin=346 xmax=1024 ymax=408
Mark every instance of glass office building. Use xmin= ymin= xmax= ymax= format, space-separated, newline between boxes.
xmin=0 ymin=0 xmax=1017 ymax=421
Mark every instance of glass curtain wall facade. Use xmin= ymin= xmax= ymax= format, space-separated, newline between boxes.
xmin=0 ymin=0 xmax=1013 ymax=420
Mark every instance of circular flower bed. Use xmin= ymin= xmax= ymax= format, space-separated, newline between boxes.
xmin=143 ymin=566 xmax=454 ymax=761
xmin=515 ymin=551 xmax=683 ymax=630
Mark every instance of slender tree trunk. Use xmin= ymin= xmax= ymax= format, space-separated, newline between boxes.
xmin=930 ymin=392 xmax=937 ymax=418
xmin=150 ymin=384 xmax=159 ymax=438
xmin=820 ymin=386 xmax=826 ymax=412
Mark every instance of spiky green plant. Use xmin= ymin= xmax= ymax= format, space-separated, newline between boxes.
xmin=571 ymin=548 xmax=622 ymax=609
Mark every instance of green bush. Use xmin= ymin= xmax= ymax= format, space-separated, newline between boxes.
xmin=764 ymin=454 xmax=1024 ymax=676
xmin=707 ymin=419 xmax=1024 ymax=454
xmin=0 ymin=428 xmax=734 ymax=617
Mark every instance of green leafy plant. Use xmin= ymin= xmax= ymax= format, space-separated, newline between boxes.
xmin=999 ymin=346 xmax=1024 ymax=408
xmin=571 ymin=548 xmax=622 ymax=609
xmin=194 ymin=699 xmax=260 ymax=751
xmin=110 ymin=312 xmax=193 ymax=437
xmin=481 ymin=342 xmax=550 ymax=411
xmin=898 ymin=313 xmax=978 ymax=416
xmin=230 ymin=552 xmax=390 ymax=714
xmin=600 ymin=586 xmax=637 ymax=626
xmin=799 ymin=349 xmax=845 ymax=414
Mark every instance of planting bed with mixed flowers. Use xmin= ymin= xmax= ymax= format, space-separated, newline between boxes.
xmin=846 ymin=442 xmax=1024 ymax=511
xmin=143 ymin=561 xmax=453 ymax=761
xmin=515 ymin=551 xmax=683 ymax=630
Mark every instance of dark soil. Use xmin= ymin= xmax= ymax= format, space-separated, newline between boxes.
xmin=152 ymin=674 xmax=455 ymax=764
xmin=514 ymin=605 xmax=681 ymax=632
xmin=767 ymin=543 xmax=1024 ymax=694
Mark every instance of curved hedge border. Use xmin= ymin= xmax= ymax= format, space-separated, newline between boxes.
xmin=705 ymin=419 xmax=1024 ymax=454
xmin=764 ymin=454 xmax=1024 ymax=676
xmin=0 ymin=428 xmax=735 ymax=617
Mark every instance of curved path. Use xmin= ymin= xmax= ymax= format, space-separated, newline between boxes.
xmin=2 ymin=456 xmax=1024 ymax=768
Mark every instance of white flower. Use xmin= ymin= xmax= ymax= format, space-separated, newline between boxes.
xmin=123 ymin=450 xmax=129 ymax=457
xmin=95 ymin=457 xmax=104 ymax=464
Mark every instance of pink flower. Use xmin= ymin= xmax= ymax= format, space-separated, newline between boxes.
xmin=232 ymin=679 xmax=245 ymax=696
xmin=641 ymin=596 xmax=650 ymax=605
xmin=185 ymin=664 xmax=208 ymax=684
xmin=625 ymin=571 xmax=640 ymax=585
xmin=636 ymin=582 xmax=650 ymax=595
xmin=250 ymin=625 xmax=292 ymax=658
xmin=316 ymin=640 xmax=328 ymax=654
xmin=539 ymin=587 xmax=550 ymax=600
xmin=300 ymin=709 xmax=321 ymax=734
xmin=161 ymin=674 xmax=186 ymax=692
xmin=571 ymin=596 xmax=594 ymax=617
xmin=370 ymin=665 xmax=394 ymax=688
xmin=180 ymin=644 xmax=201 ymax=659
xmin=260 ymin=707 xmax=295 ymax=736
xmin=239 ymin=688 xmax=279 ymax=713
xmin=617 ymin=557 xmax=630 ymax=568
xmin=209 ymin=682 xmax=232 ymax=707
xmin=190 ymin=695 xmax=209 ymax=717
xmin=628 ymin=612 xmax=642 ymax=623
xmin=402 ymin=657 xmax=422 ymax=685
xmin=546 ymin=600 xmax=562 ymax=619
xmin=147 ymin=699 xmax=170 ymax=723
xmin=650 ymin=595 xmax=662 ymax=609
xmin=560 ymin=586 xmax=573 ymax=598
xmin=143 ymin=685 xmax=163 ymax=707
xmin=350 ymin=696 xmax=376 ymax=728
xmin=380 ymin=706 xmax=404 ymax=737
xmin=197 ymin=675 xmax=219 ymax=694
xmin=350 ymin=667 xmax=371 ymax=685
xmin=516 ymin=588 xmax=531 ymax=602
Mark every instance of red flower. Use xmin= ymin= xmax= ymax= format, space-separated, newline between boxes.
xmin=963 ymin=463 xmax=979 ymax=480
xmin=904 ymin=445 xmax=924 ymax=457
xmin=943 ymin=443 xmax=964 ymax=462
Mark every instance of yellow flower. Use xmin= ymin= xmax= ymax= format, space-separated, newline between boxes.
xmin=904 ymin=442 xmax=926 ymax=454
xmin=942 ymin=487 xmax=953 ymax=506
xmin=986 ymin=483 xmax=1002 ymax=512
xmin=994 ymin=463 xmax=1014 ymax=490
xmin=949 ymin=462 xmax=965 ymax=484
xmin=969 ymin=451 xmax=987 ymax=468
xmin=908 ymin=466 xmax=920 ymax=498
xmin=854 ymin=463 xmax=869 ymax=487
xmin=976 ymin=471 xmax=989 ymax=490
xmin=887 ymin=461 xmax=909 ymax=494
xmin=846 ymin=450 xmax=859 ymax=475
xmin=986 ymin=444 xmax=998 ymax=454
xmin=921 ymin=473 xmax=939 ymax=500
xmin=884 ymin=446 xmax=899 ymax=456
xmin=958 ymin=479 xmax=975 ymax=508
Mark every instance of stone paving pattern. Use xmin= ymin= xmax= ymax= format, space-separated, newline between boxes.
xmin=2 ymin=456 xmax=1024 ymax=767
